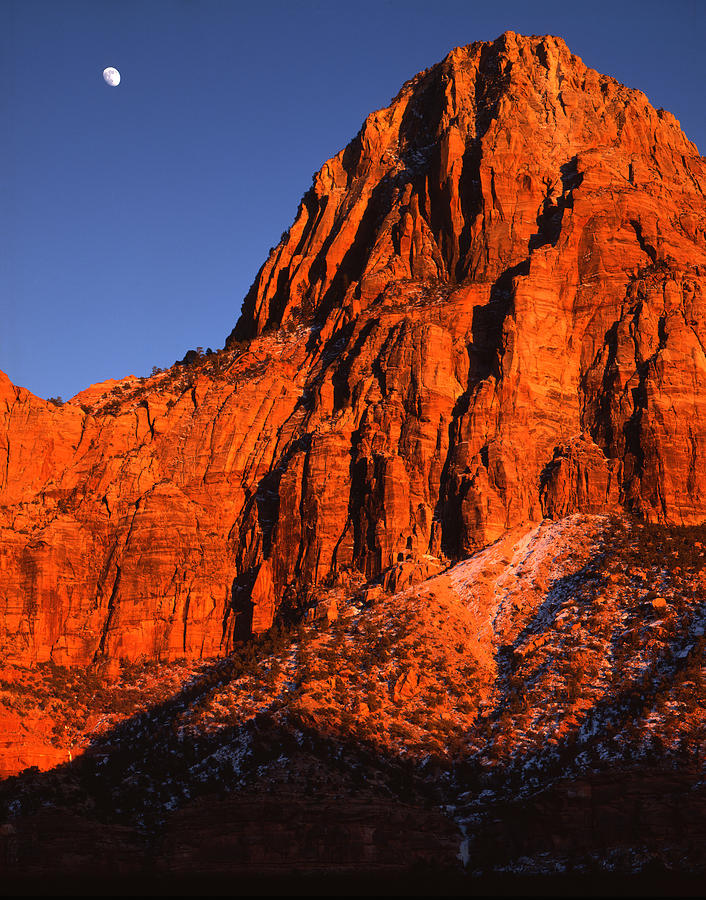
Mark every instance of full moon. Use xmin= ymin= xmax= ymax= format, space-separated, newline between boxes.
xmin=102 ymin=67 xmax=121 ymax=87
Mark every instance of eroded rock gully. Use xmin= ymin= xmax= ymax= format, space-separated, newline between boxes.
xmin=2 ymin=32 xmax=706 ymax=665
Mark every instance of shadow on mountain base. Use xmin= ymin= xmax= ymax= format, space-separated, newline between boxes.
xmin=2 ymin=868 xmax=706 ymax=897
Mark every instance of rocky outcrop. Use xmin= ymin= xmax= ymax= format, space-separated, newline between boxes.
xmin=1 ymin=32 xmax=706 ymax=664
xmin=540 ymin=434 xmax=621 ymax=518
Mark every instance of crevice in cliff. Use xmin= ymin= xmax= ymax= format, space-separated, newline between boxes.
xmin=254 ymin=470 xmax=282 ymax=560
xmin=471 ymin=259 xmax=527 ymax=381
xmin=557 ymin=90 xmax=568 ymax=118
xmin=139 ymin=400 xmax=155 ymax=439
xmin=95 ymin=565 xmax=121 ymax=660
xmin=528 ymin=157 xmax=582 ymax=252
xmin=182 ymin=590 xmax=191 ymax=654
xmin=74 ymin=408 xmax=91 ymax=455
xmin=630 ymin=220 xmax=658 ymax=264
xmin=330 ymin=514 xmax=354 ymax=575
xmin=455 ymin=142 xmax=483 ymax=282
xmin=347 ymin=430 xmax=385 ymax=578
xmin=584 ymin=321 xmax=620 ymax=454
xmin=432 ymin=389 xmax=472 ymax=561
xmin=3 ymin=432 xmax=10 ymax=493
xmin=686 ymin=426 xmax=698 ymax=497
xmin=489 ymin=168 xmax=504 ymax=221
xmin=293 ymin=436 xmax=314 ymax=582
xmin=227 ymin=570 xmax=255 ymax=643
xmin=332 ymin=319 xmax=378 ymax=412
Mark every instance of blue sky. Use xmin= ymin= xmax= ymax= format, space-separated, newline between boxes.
xmin=3 ymin=0 xmax=705 ymax=400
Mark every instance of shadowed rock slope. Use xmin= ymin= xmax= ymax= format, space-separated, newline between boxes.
xmin=2 ymin=32 xmax=706 ymax=665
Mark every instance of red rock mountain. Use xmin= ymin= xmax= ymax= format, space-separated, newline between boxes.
xmin=2 ymin=31 xmax=706 ymax=666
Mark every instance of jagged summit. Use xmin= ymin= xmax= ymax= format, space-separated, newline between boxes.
xmin=1 ymin=34 xmax=706 ymax=668
xmin=230 ymin=31 xmax=701 ymax=343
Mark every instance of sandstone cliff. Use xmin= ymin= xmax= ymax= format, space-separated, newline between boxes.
xmin=2 ymin=32 xmax=706 ymax=665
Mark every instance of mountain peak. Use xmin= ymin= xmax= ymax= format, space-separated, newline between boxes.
xmin=231 ymin=32 xmax=702 ymax=344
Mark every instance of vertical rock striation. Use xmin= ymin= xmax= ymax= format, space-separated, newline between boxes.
xmin=2 ymin=33 xmax=706 ymax=663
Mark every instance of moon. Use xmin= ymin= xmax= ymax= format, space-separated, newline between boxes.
xmin=102 ymin=67 xmax=121 ymax=87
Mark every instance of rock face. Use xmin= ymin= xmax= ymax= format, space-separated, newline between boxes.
xmin=2 ymin=32 xmax=706 ymax=665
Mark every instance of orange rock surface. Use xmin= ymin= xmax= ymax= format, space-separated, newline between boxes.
xmin=1 ymin=32 xmax=706 ymax=665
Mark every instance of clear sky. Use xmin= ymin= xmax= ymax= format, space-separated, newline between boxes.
xmin=3 ymin=0 xmax=705 ymax=400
